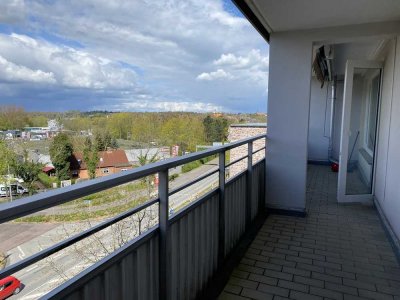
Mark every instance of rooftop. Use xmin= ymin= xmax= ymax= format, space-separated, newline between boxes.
xmin=230 ymin=123 xmax=267 ymax=128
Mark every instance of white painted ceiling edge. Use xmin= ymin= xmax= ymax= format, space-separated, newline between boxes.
xmin=246 ymin=0 xmax=400 ymax=32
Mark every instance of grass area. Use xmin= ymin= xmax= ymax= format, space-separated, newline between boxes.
xmin=68 ymin=181 xmax=147 ymax=208
xmin=182 ymin=155 xmax=216 ymax=173
xmin=16 ymin=196 xmax=147 ymax=223
xmin=14 ymin=180 xmax=152 ymax=223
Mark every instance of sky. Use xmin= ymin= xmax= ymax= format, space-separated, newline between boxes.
xmin=0 ymin=0 xmax=269 ymax=113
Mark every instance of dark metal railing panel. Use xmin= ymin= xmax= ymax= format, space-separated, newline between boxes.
xmin=0 ymin=134 xmax=267 ymax=300
xmin=224 ymin=173 xmax=247 ymax=255
xmin=0 ymin=198 xmax=159 ymax=278
xmin=42 ymin=228 xmax=159 ymax=300
xmin=167 ymin=193 xmax=219 ymax=300
xmin=251 ymin=160 xmax=265 ymax=220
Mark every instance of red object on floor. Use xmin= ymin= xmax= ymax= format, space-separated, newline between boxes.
xmin=331 ymin=163 xmax=339 ymax=172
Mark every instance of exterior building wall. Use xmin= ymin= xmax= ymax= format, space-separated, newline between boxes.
xmin=77 ymin=166 xmax=132 ymax=179
xmin=375 ymin=36 xmax=400 ymax=241
xmin=228 ymin=124 xmax=266 ymax=177
xmin=308 ymin=78 xmax=331 ymax=162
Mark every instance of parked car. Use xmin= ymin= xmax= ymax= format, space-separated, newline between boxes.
xmin=0 ymin=184 xmax=28 ymax=197
xmin=0 ymin=185 xmax=8 ymax=197
xmin=0 ymin=276 xmax=21 ymax=299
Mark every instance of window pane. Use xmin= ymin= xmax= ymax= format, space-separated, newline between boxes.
xmin=368 ymin=75 xmax=380 ymax=150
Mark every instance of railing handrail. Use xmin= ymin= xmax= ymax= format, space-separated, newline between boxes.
xmin=0 ymin=134 xmax=266 ymax=223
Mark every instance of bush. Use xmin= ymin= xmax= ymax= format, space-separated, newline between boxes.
xmin=182 ymin=160 xmax=202 ymax=173
xmin=38 ymin=173 xmax=59 ymax=188
xmin=181 ymin=155 xmax=216 ymax=173
xmin=169 ymin=173 xmax=179 ymax=181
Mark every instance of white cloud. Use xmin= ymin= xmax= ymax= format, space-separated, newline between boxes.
xmin=0 ymin=33 xmax=137 ymax=89
xmin=0 ymin=0 xmax=269 ymax=112
xmin=96 ymin=100 xmax=224 ymax=113
xmin=197 ymin=49 xmax=269 ymax=87
xmin=0 ymin=55 xmax=56 ymax=84
xmin=214 ymin=49 xmax=269 ymax=70
xmin=197 ymin=69 xmax=233 ymax=81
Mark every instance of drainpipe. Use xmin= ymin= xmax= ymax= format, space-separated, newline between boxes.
xmin=328 ymin=76 xmax=337 ymax=161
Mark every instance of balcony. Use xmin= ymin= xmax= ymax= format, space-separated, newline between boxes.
xmin=1 ymin=132 xmax=400 ymax=300
xmin=0 ymin=134 xmax=268 ymax=299
xmin=221 ymin=164 xmax=400 ymax=300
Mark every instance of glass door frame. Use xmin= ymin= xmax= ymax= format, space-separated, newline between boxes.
xmin=337 ymin=60 xmax=383 ymax=203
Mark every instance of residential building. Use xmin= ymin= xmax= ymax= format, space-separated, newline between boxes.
xmin=70 ymin=149 xmax=132 ymax=179
xmin=228 ymin=123 xmax=267 ymax=176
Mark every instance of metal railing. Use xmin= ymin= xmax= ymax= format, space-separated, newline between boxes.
xmin=0 ymin=134 xmax=267 ymax=300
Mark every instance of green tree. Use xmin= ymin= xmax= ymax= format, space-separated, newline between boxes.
xmin=94 ymin=131 xmax=115 ymax=151
xmin=83 ymin=138 xmax=99 ymax=179
xmin=203 ymin=115 xmax=228 ymax=143
xmin=29 ymin=115 xmax=48 ymax=127
xmin=0 ymin=106 xmax=31 ymax=130
xmin=0 ymin=141 xmax=16 ymax=177
xmin=137 ymin=150 xmax=159 ymax=198
xmin=13 ymin=152 xmax=42 ymax=194
xmin=161 ymin=115 xmax=205 ymax=154
xmin=49 ymin=133 xmax=73 ymax=180
xmin=107 ymin=113 xmax=132 ymax=139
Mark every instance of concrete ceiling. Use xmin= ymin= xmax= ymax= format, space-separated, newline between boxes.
xmin=247 ymin=0 xmax=400 ymax=32
xmin=333 ymin=40 xmax=385 ymax=75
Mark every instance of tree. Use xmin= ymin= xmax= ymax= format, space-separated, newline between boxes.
xmin=0 ymin=141 xmax=16 ymax=177
xmin=160 ymin=115 xmax=205 ymax=154
xmin=13 ymin=152 xmax=42 ymax=194
xmin=49 ymin=133 xmax=73 ymax=180
xmin=203 ymin=115 xmax=228 ymax=143
xmin=94 ymin=131 xmax=116 ymax=151
xmin=83 ymin=138 xmax=98 ymax=179
xmin=0 ymin=105 xmax=31 ymax=130
xmin=137 ymin=151 xmax=159 ymax=199
xmin=107 ymin=113 xmax=132 ymax=139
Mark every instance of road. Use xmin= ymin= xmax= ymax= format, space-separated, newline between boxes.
xmin=2 ymin=159 xmax=219 ymax=299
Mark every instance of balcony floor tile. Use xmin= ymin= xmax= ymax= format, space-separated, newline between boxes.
xmin=220 ymin=165 xmax=400 ymax=300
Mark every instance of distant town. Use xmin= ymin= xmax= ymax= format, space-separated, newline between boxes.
xmin=0 ymin=105 xmax=267 ymax=201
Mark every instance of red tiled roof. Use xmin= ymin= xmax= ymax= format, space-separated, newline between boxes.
xmin=70 ymin=149 xmax=130 ymax=170
xmin=42 ymin=166 xmax=55 ymax=172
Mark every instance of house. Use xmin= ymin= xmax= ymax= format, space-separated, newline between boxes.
xmin=1 ymin=2 xmax=400 ymax=300
xmin=70 ymin=149 xmax=132 ymax=179
xmin=42 ymin=166 xmax=56 ymax=176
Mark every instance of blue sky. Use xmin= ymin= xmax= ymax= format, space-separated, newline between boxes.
xmin=0 ymin=0 xmax=269 ymax=113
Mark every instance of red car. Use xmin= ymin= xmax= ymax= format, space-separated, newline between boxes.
xmin=0 ymin=276 xmax=21 ymax=300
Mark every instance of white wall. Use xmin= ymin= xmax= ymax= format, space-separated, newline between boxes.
xmin=332 ymin=82 xmax=344 ymax=161
xmin=266 ymin=21 xmax=400 ymax=213
xmin=308 ymin=79 xmax=330 ymax=162
xmin=266 ymin=34 xmax=312 ymax=212
xmin=374 ymin=37 xmax=400 ymax=240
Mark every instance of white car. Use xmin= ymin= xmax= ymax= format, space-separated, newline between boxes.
xmin=0 ymin=184 xmax=28 ymax=197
